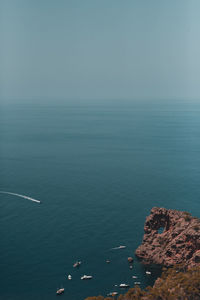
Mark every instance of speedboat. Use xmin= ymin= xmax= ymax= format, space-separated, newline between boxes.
xmin=56 ymin=288 xmax=64 ymax=295
xmin=134 ymin=281 xmax=141 ymax=285
xmin=81 ymin=275 xmax=93 ymax=280
xmin=68 ymin=274 xmax=72 ymax=280
xmin=119 ymin=283 xmax=130 ymax=288
xmin=111 ymin=245 xmax=126 ymax=250
xmin=73 ymin=261 xmax=81 ymax=268
xmin=132 ymin=275 xmax=137 ymax=279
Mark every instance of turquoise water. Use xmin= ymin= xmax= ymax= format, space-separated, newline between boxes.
xmin=0 ymin=99 xmax=200 ymax=300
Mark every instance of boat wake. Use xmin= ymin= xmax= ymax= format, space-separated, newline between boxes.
xmin=0 ymin=191 xmax=41 ymax=204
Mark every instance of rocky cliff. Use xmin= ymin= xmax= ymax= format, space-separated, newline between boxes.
xmin=135 ymin=207 xmax=200 ymax=267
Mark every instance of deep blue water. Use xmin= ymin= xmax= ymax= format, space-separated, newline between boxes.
xmin=0 ymin=99 xmax=200 ymax=300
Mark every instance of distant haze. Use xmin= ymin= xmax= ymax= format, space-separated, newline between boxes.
xmin=1 ymin=0 xmax=200 ymax=101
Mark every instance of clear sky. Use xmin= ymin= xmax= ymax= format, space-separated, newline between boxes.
xmin=1 ymin=0 xmax=200 ymax=101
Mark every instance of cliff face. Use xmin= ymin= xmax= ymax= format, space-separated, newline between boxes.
xmin=135 ymin=207 xmax=200 ymax=267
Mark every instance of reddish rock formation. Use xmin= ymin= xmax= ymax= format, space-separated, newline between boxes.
xmin=135 ymin=207 xmax=200 ymax=267
xmin=128 ymin=257 xmax=134 ymax=263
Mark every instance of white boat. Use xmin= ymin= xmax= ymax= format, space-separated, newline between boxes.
xmin=68 ymin=274 xmax=72 ymax=280
xmin=81 ymin=275 xmax=93 ymax=280
xmin=132 ymin=275 xmax=137 ymax=279
xmin=119 ymin=283 xmax=130 ymax=288
xmin=146 ymin=271 xmax=151 ymax=275
xmin=107 ymin=292 xmax=118 ymax=296
xmin=134 ymin=281 xmax=141 ymax=285
xmin=112 ymin=245 xmax=126 ymax=250
xmin=56 ymin=288 xmax=64 ymax=295
xmin=73 ymin=261 xmax=81 ymax=268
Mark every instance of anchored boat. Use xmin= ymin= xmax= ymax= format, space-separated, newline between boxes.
xmin=146 ymin=271 xmax=151 ymax=275
xmin=73 ymin=261 xmax=81 ymax=268
xmin=119 ymin=283 xmax=130 ymax=288
xmin=81 ymin=275 xmax=93 ymax=280
xmin=107 ymin=292 xmax=118 ymax=296
xmin=56 ymin=288 xmax=64 ymax=295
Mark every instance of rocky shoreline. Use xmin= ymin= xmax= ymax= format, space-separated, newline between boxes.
xmin=86 ymin=207 xmax=200 ymax=299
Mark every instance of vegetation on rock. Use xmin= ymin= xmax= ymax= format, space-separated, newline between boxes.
xmin=85 ymin=265 xmax=200 ymax=300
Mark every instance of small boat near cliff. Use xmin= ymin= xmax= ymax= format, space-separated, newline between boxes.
xmin=56 ymin=288 xmax=64 ymax=295
xmin=107 ymin=292 xmax=118 ymax=296
xmin=146 ymin=271 xmax=151 ymax=275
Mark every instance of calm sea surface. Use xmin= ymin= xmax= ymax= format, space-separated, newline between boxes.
xmin=0 ymin=99 xmax=200 ymax=300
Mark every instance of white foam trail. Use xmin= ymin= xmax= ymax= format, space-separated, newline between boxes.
xmin=0 ymin=191 xmax=41 ymax=204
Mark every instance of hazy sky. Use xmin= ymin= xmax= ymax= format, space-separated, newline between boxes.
xmin=1 ymin=0 xmax=200 ymax=101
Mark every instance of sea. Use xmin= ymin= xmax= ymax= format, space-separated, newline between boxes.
xmin=0 ymin=99 xmax=200 ymax=300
